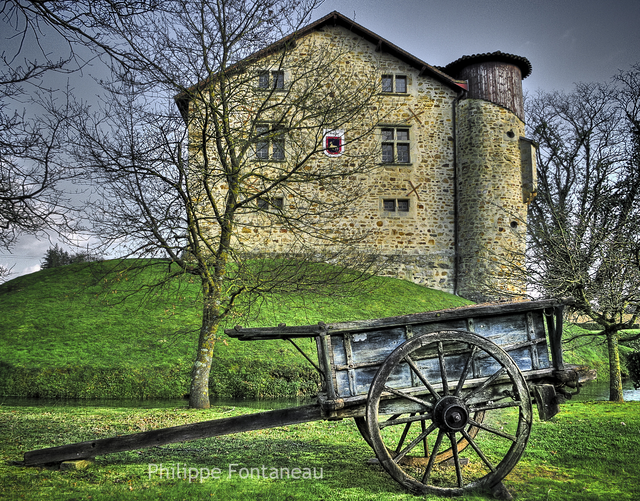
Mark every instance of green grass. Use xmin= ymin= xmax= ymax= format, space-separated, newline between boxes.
xmin=1 ymin=260 xmax=638 ymax=499
xmin=1 ymin=400 xmax=639 ymax=500
xmin=0 ymin=260 xmax=472 ymax=400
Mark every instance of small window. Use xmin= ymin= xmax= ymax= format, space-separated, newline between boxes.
xmin=397 ymin=199 xmax=410 ymax=212
xmin=258 ymin=196 xmax=284 ymax=211
xmin=381 ymin=74 xmax=407 ymax=93
xmin=258 ymin=72 xmax=270 ymax=89
xmin=272 ymin=71 xmax=284 ymax=89
xmin=254 ymin=124 xmax=285 ymax=161
xmin=255 ymin=124 xmax=270 ymax=159
xmin=258 ymin=70 xmax=284 ymax=89
xmin=382 ymin=75 xmax=394 ymax=93
xmin=383 ymin=198 xmax=410 ymax=213
xmin=381 ymin=127 xmax=411 ymax=164
xmin=272 ymin=128 xmax=285 ymax=160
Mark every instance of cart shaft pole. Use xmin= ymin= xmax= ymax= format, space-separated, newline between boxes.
xmin=22 ymin=404 xmax=323 ymax=466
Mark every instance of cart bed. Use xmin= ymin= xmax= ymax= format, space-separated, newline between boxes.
xmin=228 ymin=298 xmax=573 ymax=404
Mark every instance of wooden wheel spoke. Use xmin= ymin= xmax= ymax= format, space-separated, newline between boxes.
xmin=467 ymin=418 xmax=517 ymax=442
xmin=405 ymin=355 xmax=441 ymax=401
xmin=383 ymin=413 xmax=402 ymax=425
xmin=454 ymin=345 xmax=478 ymax=397
xmin=462 ymin=367 xmax=506 ymax=404
xmin=421 ymin=415 xmax=429 ymax=455
xmin=394 ymin=414 xmax=414 ymax=454
xmin=437 ymin=341 xmax=449 ymax=395
xmin=448 ymin=431 xmax=463 ymax=488
xmin=380 ymin=413 xmax=433 ymax=429
xmin=421 ymin=429 xmax=445 ymax=484
xmin=393 ymin=422 xmax=438 ymax=463
xmin=461 ymin=429 xmax=496 ymax=472
xmin=470 ymin=399 xmax=521 ymax=413
xmin=382 ymin=385 xmax=433 ymax=410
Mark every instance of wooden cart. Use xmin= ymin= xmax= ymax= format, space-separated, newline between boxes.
xmin=20 ymin=298 xmax=592 ymax=497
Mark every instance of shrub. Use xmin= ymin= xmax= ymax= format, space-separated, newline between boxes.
xmin=0 ymin=360 xmax=319 ymax=400
xmin=41 ymin=244 xmax=102 ymax=269
xmin=627 ymin=351 xmax=640 ymax=389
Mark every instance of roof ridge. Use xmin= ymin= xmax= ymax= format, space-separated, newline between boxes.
xmin=175 ymin=9 xmax=466 ymax=110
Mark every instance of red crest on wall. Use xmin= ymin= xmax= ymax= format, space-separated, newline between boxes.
xmin=323 ymin=129 xmax=345 ymax=156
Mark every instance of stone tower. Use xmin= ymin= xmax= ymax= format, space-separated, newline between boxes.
xmin=445 ymin=52 xmax=536 ymax=301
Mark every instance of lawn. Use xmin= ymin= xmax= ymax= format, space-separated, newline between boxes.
xmin=1 ymin=400 xmax=639 ymax=500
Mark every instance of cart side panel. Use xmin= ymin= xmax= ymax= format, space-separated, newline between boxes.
xmin=468 ymin=312 xmax=550 ymax=371
xmin=334 ymin=346 xmax=533 ymax=397
xmin=329 ymin=309 xmax=552 ymax=398
xmin=331 ymin=327 xmax=408 ymax=367
xmin=332 ymin=320 xmax=469 ymax=372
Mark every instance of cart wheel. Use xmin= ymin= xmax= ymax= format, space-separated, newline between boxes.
xmin=354 ymin=409 xmax=485 ymax=463
xmin=366 ymin=330 xmax=532 ymax=496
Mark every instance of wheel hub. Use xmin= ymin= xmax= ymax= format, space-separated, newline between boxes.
xmin=433 ymin=395 xmax=470 ymax=432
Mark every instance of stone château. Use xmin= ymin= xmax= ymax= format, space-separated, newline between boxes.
xmin=176 ymin=11 xmax=536 ymax=302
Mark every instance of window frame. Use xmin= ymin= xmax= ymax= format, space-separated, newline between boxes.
xmin=257 ymin=196 xmax=284 ymax=211
xmin=381 ymin=198 xmax=411 ymax=216
xmin=254 ymin=123 xmax=286 ymax=161
xmin=257 ymin=70 xmax=285 ymax=90
xmin=381 ymin=74 xmax=408 ymax=94
xmin=380 ymin=127 xmax=411 ymax=165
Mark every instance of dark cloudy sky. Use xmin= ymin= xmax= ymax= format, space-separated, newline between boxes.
xmin=321 ymin=0 xmax=640 ymax=94
xmin=2 ymin=0 xmax=640 ymax=278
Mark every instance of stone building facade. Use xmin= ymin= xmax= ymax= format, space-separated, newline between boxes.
xmin=177 ymin=12 xmax=536 ymax=302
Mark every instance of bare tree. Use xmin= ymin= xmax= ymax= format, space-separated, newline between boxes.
xmin=0 ymin=1 xmax=184 ymax=282
xmin=60 ymin=1 xmax=386 ymax=408
xmin=522 ymin=69 xmax=640 ymax=402
xmin=0 ymin=89 xmax=83 ymax=247
xmin=0 ymin=1 xmax=96 ymax=278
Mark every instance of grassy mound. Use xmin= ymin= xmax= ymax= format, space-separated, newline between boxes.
xmin=0 ymin=260 xmax=472 ymax=400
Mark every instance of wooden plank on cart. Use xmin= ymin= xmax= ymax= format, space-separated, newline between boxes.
xmin=21 ymin=404 xmax=323 ymax=466
xmin=226 ymin=298 xmax=573 ymax=340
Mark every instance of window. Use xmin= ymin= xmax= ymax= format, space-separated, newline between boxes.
xmin=383 ymin=199 xmax=410 ymax=213
xmin=381 ymin=74 xmax=407 ymax=93
xmin=381 ymin=127 xmax=410 ymax=164
xmin=256 ymin=125 xmax=269 ymax=159
xmin=255 ymin=124 xmax=285 ymax=160
xmin=258 ymin=72 xmax=269 ymax=89
xmin=381 ymin=75 xmax=393 ymax=93
xmin=258 ymin=70 xmax=284 ymax=89
xmin=257 ymin=196 xmax=284 ymax=211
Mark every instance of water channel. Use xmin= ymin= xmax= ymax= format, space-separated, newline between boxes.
xmin=571 ymin=378 xmax=640 ymax=401
xmin=1 ymin=379 xmax=638 ymax=409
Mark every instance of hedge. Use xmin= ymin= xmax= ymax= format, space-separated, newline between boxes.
xmin=0 ymin=359 xmax=320 ymax=400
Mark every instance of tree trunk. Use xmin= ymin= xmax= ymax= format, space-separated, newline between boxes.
xmin=606 ymin=330 xmax=624 ymax=402
xmin=189 ymin=295 xmax=222 ymax=409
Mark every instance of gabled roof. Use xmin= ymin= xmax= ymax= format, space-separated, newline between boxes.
xmin=175 ymin=10 xmax=465 ymax=118
xmin=299 ymin=11 xmax=466 ymax=90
